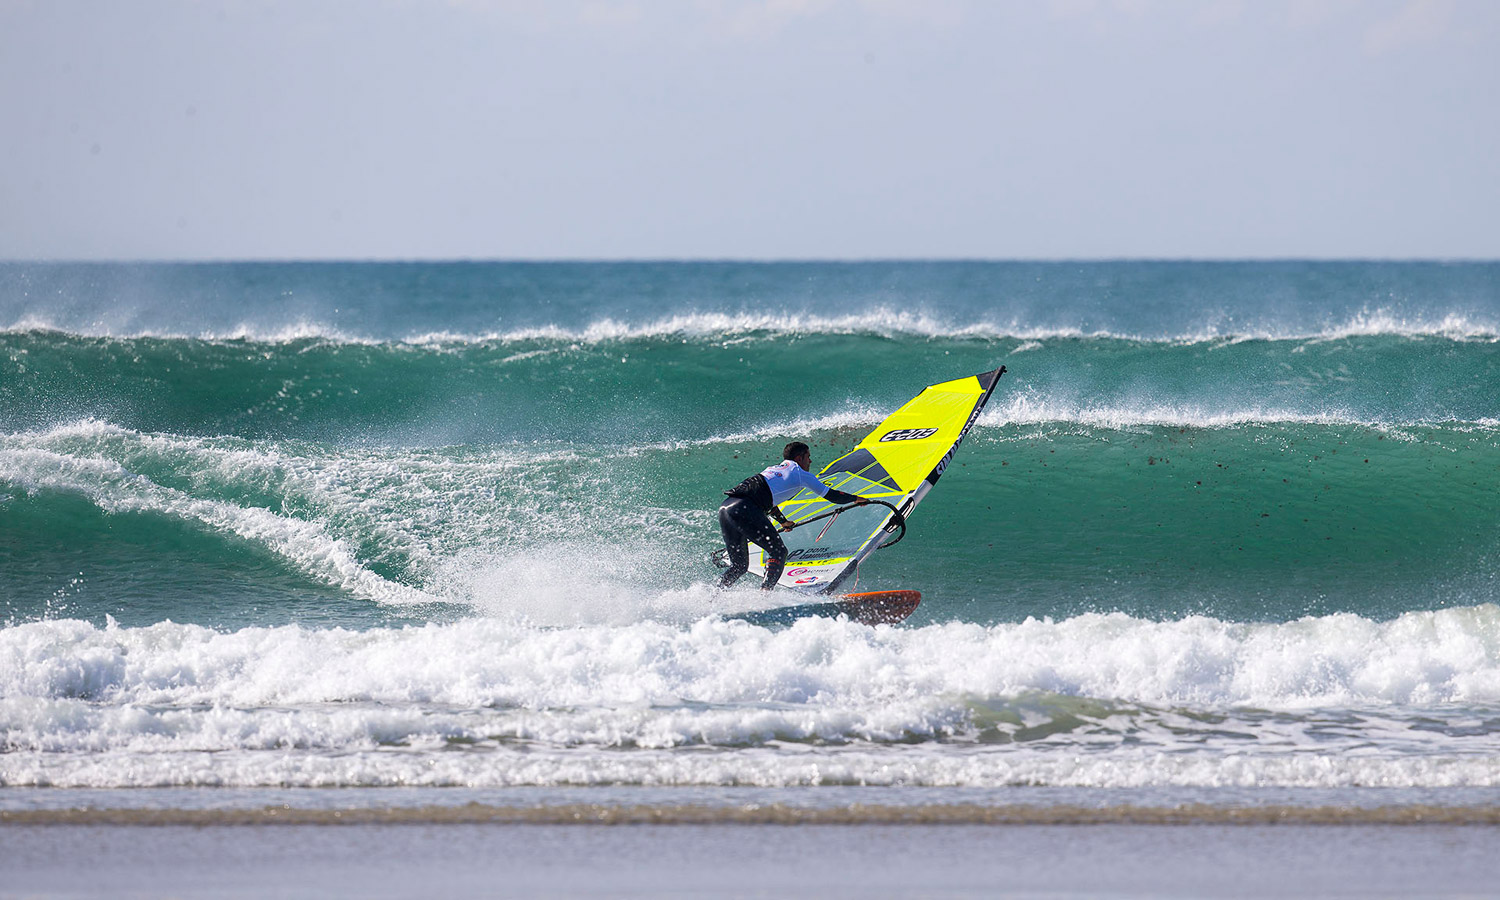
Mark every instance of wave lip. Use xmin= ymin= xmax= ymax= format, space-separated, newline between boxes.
xmin=0 ymin=433 xmax=435 ymax=606
xmin=5 ymin=306 xmax=1499 ymax=346
xmin=0 ymin=315 xmax=378 ymax=345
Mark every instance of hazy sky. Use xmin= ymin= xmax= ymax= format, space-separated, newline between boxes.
xmin=3 ymin=0 xmax=1497 ymax=260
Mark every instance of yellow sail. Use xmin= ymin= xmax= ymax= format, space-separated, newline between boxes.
xmin=749 ymin=366 xmax=1005 ymax=594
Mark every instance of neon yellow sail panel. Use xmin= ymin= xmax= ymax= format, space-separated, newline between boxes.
xmin=749 ymin=367 xmax=1005 ymax=594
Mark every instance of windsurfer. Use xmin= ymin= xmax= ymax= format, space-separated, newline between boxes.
xmin=717 ymin=442 xmax=865 ymax=591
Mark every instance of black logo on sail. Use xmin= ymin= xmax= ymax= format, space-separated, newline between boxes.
xmin=879 ymin=428 xmax=937 ymax=442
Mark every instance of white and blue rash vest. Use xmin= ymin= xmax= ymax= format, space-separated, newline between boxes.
xmin=760 ymin=460 xmax=832 ymax=505
xmin=725 ymin=460 xmax=860 ymax=510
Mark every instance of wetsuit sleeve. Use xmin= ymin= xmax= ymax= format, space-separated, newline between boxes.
xmin=823 ymin=488 xmax=863 ymax=505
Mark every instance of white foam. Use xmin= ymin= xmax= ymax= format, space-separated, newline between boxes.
xmin=346 ymin=309 xmax=1076 ymax=345
xmin=970 ymin=387 xmax=1500 ymax=433
xmin=0 ymin=315 xmax=380 ymax=345
xmin=680 ymin=406 xmax=893 ymax=450
xmin=5 ymin=742 xmax=1500 ymax=790
xmin=984 ymin=390 xmax=1375 ymax=431
xmin=681 ymin=393 xmax=1496 ymax=442
xmin=2 ymin=607 xmax=1500 ymax=788
xmin=1308 ymin=309 xmax=1500 ymax=343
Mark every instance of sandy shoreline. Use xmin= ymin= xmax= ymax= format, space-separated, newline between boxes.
xmin=5 ymin=820 xmax=1500 ymax=899
xmin=5 ymin=792 xmax=1500 ymax=897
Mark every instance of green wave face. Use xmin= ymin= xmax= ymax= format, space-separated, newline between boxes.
xmin=2 ymin=262 xmax=1498 ymax=630
xmin=4 ymin=417 xmax=1496 ymax=628
xmin=3 ymin=331 xmax=1498 ymax=442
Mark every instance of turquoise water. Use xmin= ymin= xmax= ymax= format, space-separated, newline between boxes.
xmin=2 ymin=261 xmax=1499 ymax=794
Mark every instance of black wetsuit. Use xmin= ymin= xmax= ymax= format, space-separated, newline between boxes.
xmin=718 ymin=470 xmax=861 ymax=591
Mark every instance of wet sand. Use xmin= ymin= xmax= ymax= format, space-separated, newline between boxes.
xmin=4 ymin=820 xmax=1499 ymax=899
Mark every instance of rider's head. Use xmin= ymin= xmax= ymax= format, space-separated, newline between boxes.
xmin=783 ymin=441 xmax=812 ymax=469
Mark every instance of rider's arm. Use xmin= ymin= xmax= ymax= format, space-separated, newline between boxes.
xmin=823 ymin=488 xmax=865 ymax=506
xmin=792 ymin=467 xmax=866 ymax=507
xmin=780 ymin=467 xmax=868 ymax=513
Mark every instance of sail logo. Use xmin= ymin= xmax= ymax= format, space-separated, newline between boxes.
xmin=788 ymin=548 xmax=839 ymax=561
xmin=880 ymin=428 xmax=937 ymax=442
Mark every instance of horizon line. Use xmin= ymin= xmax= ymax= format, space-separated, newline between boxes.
xmin=3 ymin=256 xmax=1498 ymax=266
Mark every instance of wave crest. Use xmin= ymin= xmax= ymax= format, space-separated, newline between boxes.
xmin=5 ymin=306 xmax=1499 ymax=346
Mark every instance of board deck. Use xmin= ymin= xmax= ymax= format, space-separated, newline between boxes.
xmin=729 ymin=590 xmax=921 ymax=627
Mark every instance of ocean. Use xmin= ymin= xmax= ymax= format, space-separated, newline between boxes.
xmin=3 ymin=260 xmax=1499 ymax=823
